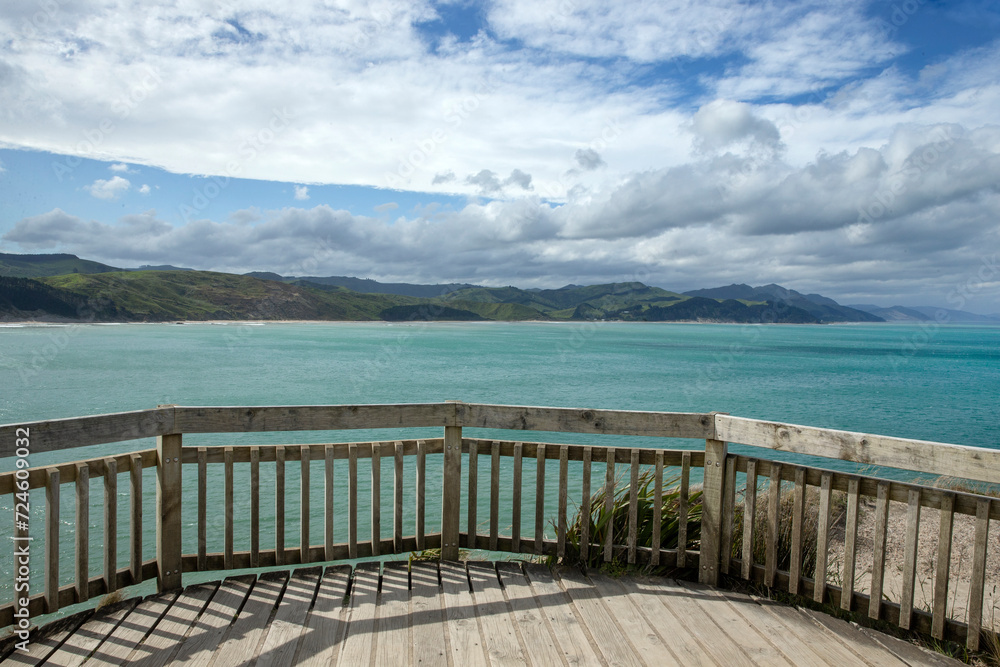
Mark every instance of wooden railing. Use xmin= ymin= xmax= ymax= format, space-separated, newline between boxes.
xmin=1 ymin=403 xmax=997 ymax=650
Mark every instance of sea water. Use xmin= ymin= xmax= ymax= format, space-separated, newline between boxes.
xmin=2 ymin=321 xmax=998 ymax=617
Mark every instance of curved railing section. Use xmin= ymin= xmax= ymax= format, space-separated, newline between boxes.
xmin=1 ymin=403 xmax=997 ymax=650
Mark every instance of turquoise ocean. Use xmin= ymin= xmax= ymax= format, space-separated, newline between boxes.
xmin=2 ymin=321 xmax=998 ymax=618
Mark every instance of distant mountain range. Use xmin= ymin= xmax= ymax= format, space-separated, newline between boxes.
xmin=846 ymin=304 xmax=1000 ymax=324
xmin=0 ymin=252 xmax=995 ymax=324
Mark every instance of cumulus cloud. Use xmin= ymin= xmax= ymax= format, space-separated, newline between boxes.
xmin=574 ymin=148 xmax=605 ymax=171
xmin=294 ymin=185 xmax=310 ymax=200
xmin=374 ymin=202 xmax=398 ymax=212
xmin=109 ymin=163 xmax=135 ymax=173
xmin=504 ymin=169 xmax=533 ymax=191
xmin=466 ymin=169 xmax=502 ymax=195
xmin=7 ymin=121 xmax=999 ymax=311
xmin=139 ymin=184 xmax=151 ymax=194
xmin=691 ymin=100 xmax=783 ymax=155
xmin=432 ymin=171 xmax=456 ymax=185
xmin=85 ymin=176 xmax=131 ymax=200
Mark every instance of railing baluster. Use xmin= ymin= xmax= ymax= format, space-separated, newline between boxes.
xmin=416 ymin=440 xmax=425 ymax=551
xmin=898 ymin=487 xmax=921 ymax=629
xmin=967 ymin=498 xmax=991 ymax=651
xmin=869 ymin=481 xmax=891 ymax=620
xmin=512 ymin=442 xmax=522 ymax=553
xmin=45 ymin=469 xmax=59 ymax=613
xmin=394 ymin=441 xmax=404 ymax=554
xmin=104 ymin=457 xmax=117 ymax=593
xmin=701 ymin=435 xmax=728 ymax=586
xmin=224 ymin=446 xmax=234 ymax=571
xmin=557 ymin=445 xmax=568 ymax=562
xmin=651 ymin=450 xmax=663 ymax=567
xmin=349 ymin=443 xmax=358 ymax=559
xmin=129 ymin=453 xmax=142 ymax=585
xmin=789 ymin=466 xmax=806 ymax=595
xmin=371 ymin=442 xmax=381 ymax=557
xmin=535 ymin=444 xmax=546 ymax=555
xmin=931 ymin=491 xmax=954 ymax=639
xmin=603 ymin=447 xmax=614 ymax=563
xmin=490 ymin=441 xmax=500 ymax=551
xmin=580 ymin=446 xmax=592 ymax=563
xmin=813 ymin=471 xmax=832 ymax=603
xmin=841 ymin=477 xmax=860 ymax=611
xmin=275 ymin=445 xmax=286 ymax=565
xmin=677 ymin=451 xmax=690 ymax=568
xmin=325 ymin=444 xmax=334 ymax=561
xmin=765 ymin=463 xmax=782 ymax=588
xmin=301 ymin=446 xmax=311 ymax=563
xmin=627 ymin=449 xmax=639 ymax=565
xmin=741 ymin=459 xmax=757 ymax=580
xmin=441 ymin=425 xmax=462 ymax=560
xmin=720 ymin=456 xmax=736 ymax=577
xmin=468 ymin=440 xmax=478 ymax=548
xmin=197 ymin=448 xmax=207 ymax=570
xmin=155 ymin=425 xmax=182 ymax=593
xmin=75 ymin=461 xmax=89 ymax=602
xmin=250 ymin=446 xmax=260 ymax=568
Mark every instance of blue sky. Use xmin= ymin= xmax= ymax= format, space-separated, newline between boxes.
xmin=1 ymin=0 xmax=998 ymax=312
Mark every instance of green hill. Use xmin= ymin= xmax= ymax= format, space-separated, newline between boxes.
xmin=38 ymin=271 xmax=416 ymax=321
xmin=0 ymin=253 xmax=121 ymax=278
xmin=0 ymin=276 xmax=131 ymax=321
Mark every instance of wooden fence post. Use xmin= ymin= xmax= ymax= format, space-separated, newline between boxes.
xmin=700 ymin=412 xmax=728 ymax=586
xmin=441 ymin=401 xmax=462 ymax=561
xmin=156 ymin=408 xmax=183 ymax=592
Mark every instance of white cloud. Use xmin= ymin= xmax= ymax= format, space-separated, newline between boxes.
xmin=0 ymin=0 xmax=992 ymax=203
xmin=109 ymin=163 xmax=135 ymax=173
xmin=294 ymin=185 xmax=309 ymax=200
xmin=374 ymin=202 xmax=398 ymax=212
xmin=85 ymin=176 xmax=131 ymax=200
xmin=139 ymin=184 xmax=151 ymax=194
xmin=7 ymin=121 xmax=1000 ymax=312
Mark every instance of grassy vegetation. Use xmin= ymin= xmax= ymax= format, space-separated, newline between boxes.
xmin=0 ymin=252 xmax=120 ymax=278
xmin=564 ymin=470 xmax=702 ymax=571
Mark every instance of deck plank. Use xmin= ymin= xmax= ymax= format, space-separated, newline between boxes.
xmin=337 ymin=562 xmax=381 ymax=666
xmin=212 ymin=571 xmax=288 ymax=667
xmin=587 ymin=572 xmax=682 ymax=666
xmin=127 ymin=582 xmax=219 ymax=667
xmin=255 ymin=567 xmax=322 ymax=667
xmin=467 ymin=562 xmax=526 ymax=666
xmin=556 ymin=567 xmax=643 ymax=667
xmin=85 ymin=592 xmax=177 ymax=665
xmin=294 ymin=565 xmax=352 ymax=667
xmin=375 ymin=562 xmax=412 ymax=667
xmin=170 ymin=575 xmax=255 ymax=667
xmin=757 ymin=596 xmax=879 ymax=667
xmin=410 ymin=562 xmax=448 ymax=666
xmin=796 ymin=607 xmax=916 ymax=666
xmin=43 ymin=599 xmax=138 ymax=667
xmin=522 ymin=564 xmax=603 ymax=667
xmin=440 ymin=561 xmax=489 ymax=667
xmin=616 ymin=577 xmax=717 ymax=667
xmin=495 ymin=563 xmax=566 ymax=667
xmin=0 ymin=610 xmax=90 ymax=666
xmin=630 ymin=577 xmax=754 ymax=667
xmin=677 ymin=581 xmax=808 ymax=666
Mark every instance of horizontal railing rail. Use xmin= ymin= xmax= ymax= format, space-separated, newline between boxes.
xmin=1 ymin=402 xmax=997 ymax=651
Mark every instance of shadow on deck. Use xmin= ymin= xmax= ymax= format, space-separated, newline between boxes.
xmin=1 ymin=561 xmax=960 ymax=666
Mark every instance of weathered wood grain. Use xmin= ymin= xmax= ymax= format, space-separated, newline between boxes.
xmin=410 ymin=563 xmax=448 ymax=666
xmin=294 ymin=565 xmax=351 ymax=667
xmin=440 ymin=561 xmax=488 ymax=667
xmin=256 ymin=567 xmax=321 ymax=667
xmin=0 ymin=407 xmax=174 ymax=457
xmin=127 ymin=582 xmax=217 ymax=667
xmin=339 ymin=563 xmax=380 ymax=666
xmin=522 ymin=564 xmax=603 ymax=666
xmin=166 ymin=575 xmax=254 ymax=667
xmin=715 ymin=414 xmax=1000 ymax=485
xmin=375 ymin=562 xmax=411 ymax=667
xmin=467 ymin=562 xmax=525 ymax=666
xmin=455 ymin=403 xmax=712 ymax=438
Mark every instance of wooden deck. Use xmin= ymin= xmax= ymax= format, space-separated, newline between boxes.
xmin=1 ymin=561 xmax=960 ymax=666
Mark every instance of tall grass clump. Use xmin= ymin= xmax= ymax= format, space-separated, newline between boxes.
xmin=564 ymin=471 xmax=702 ymax=570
